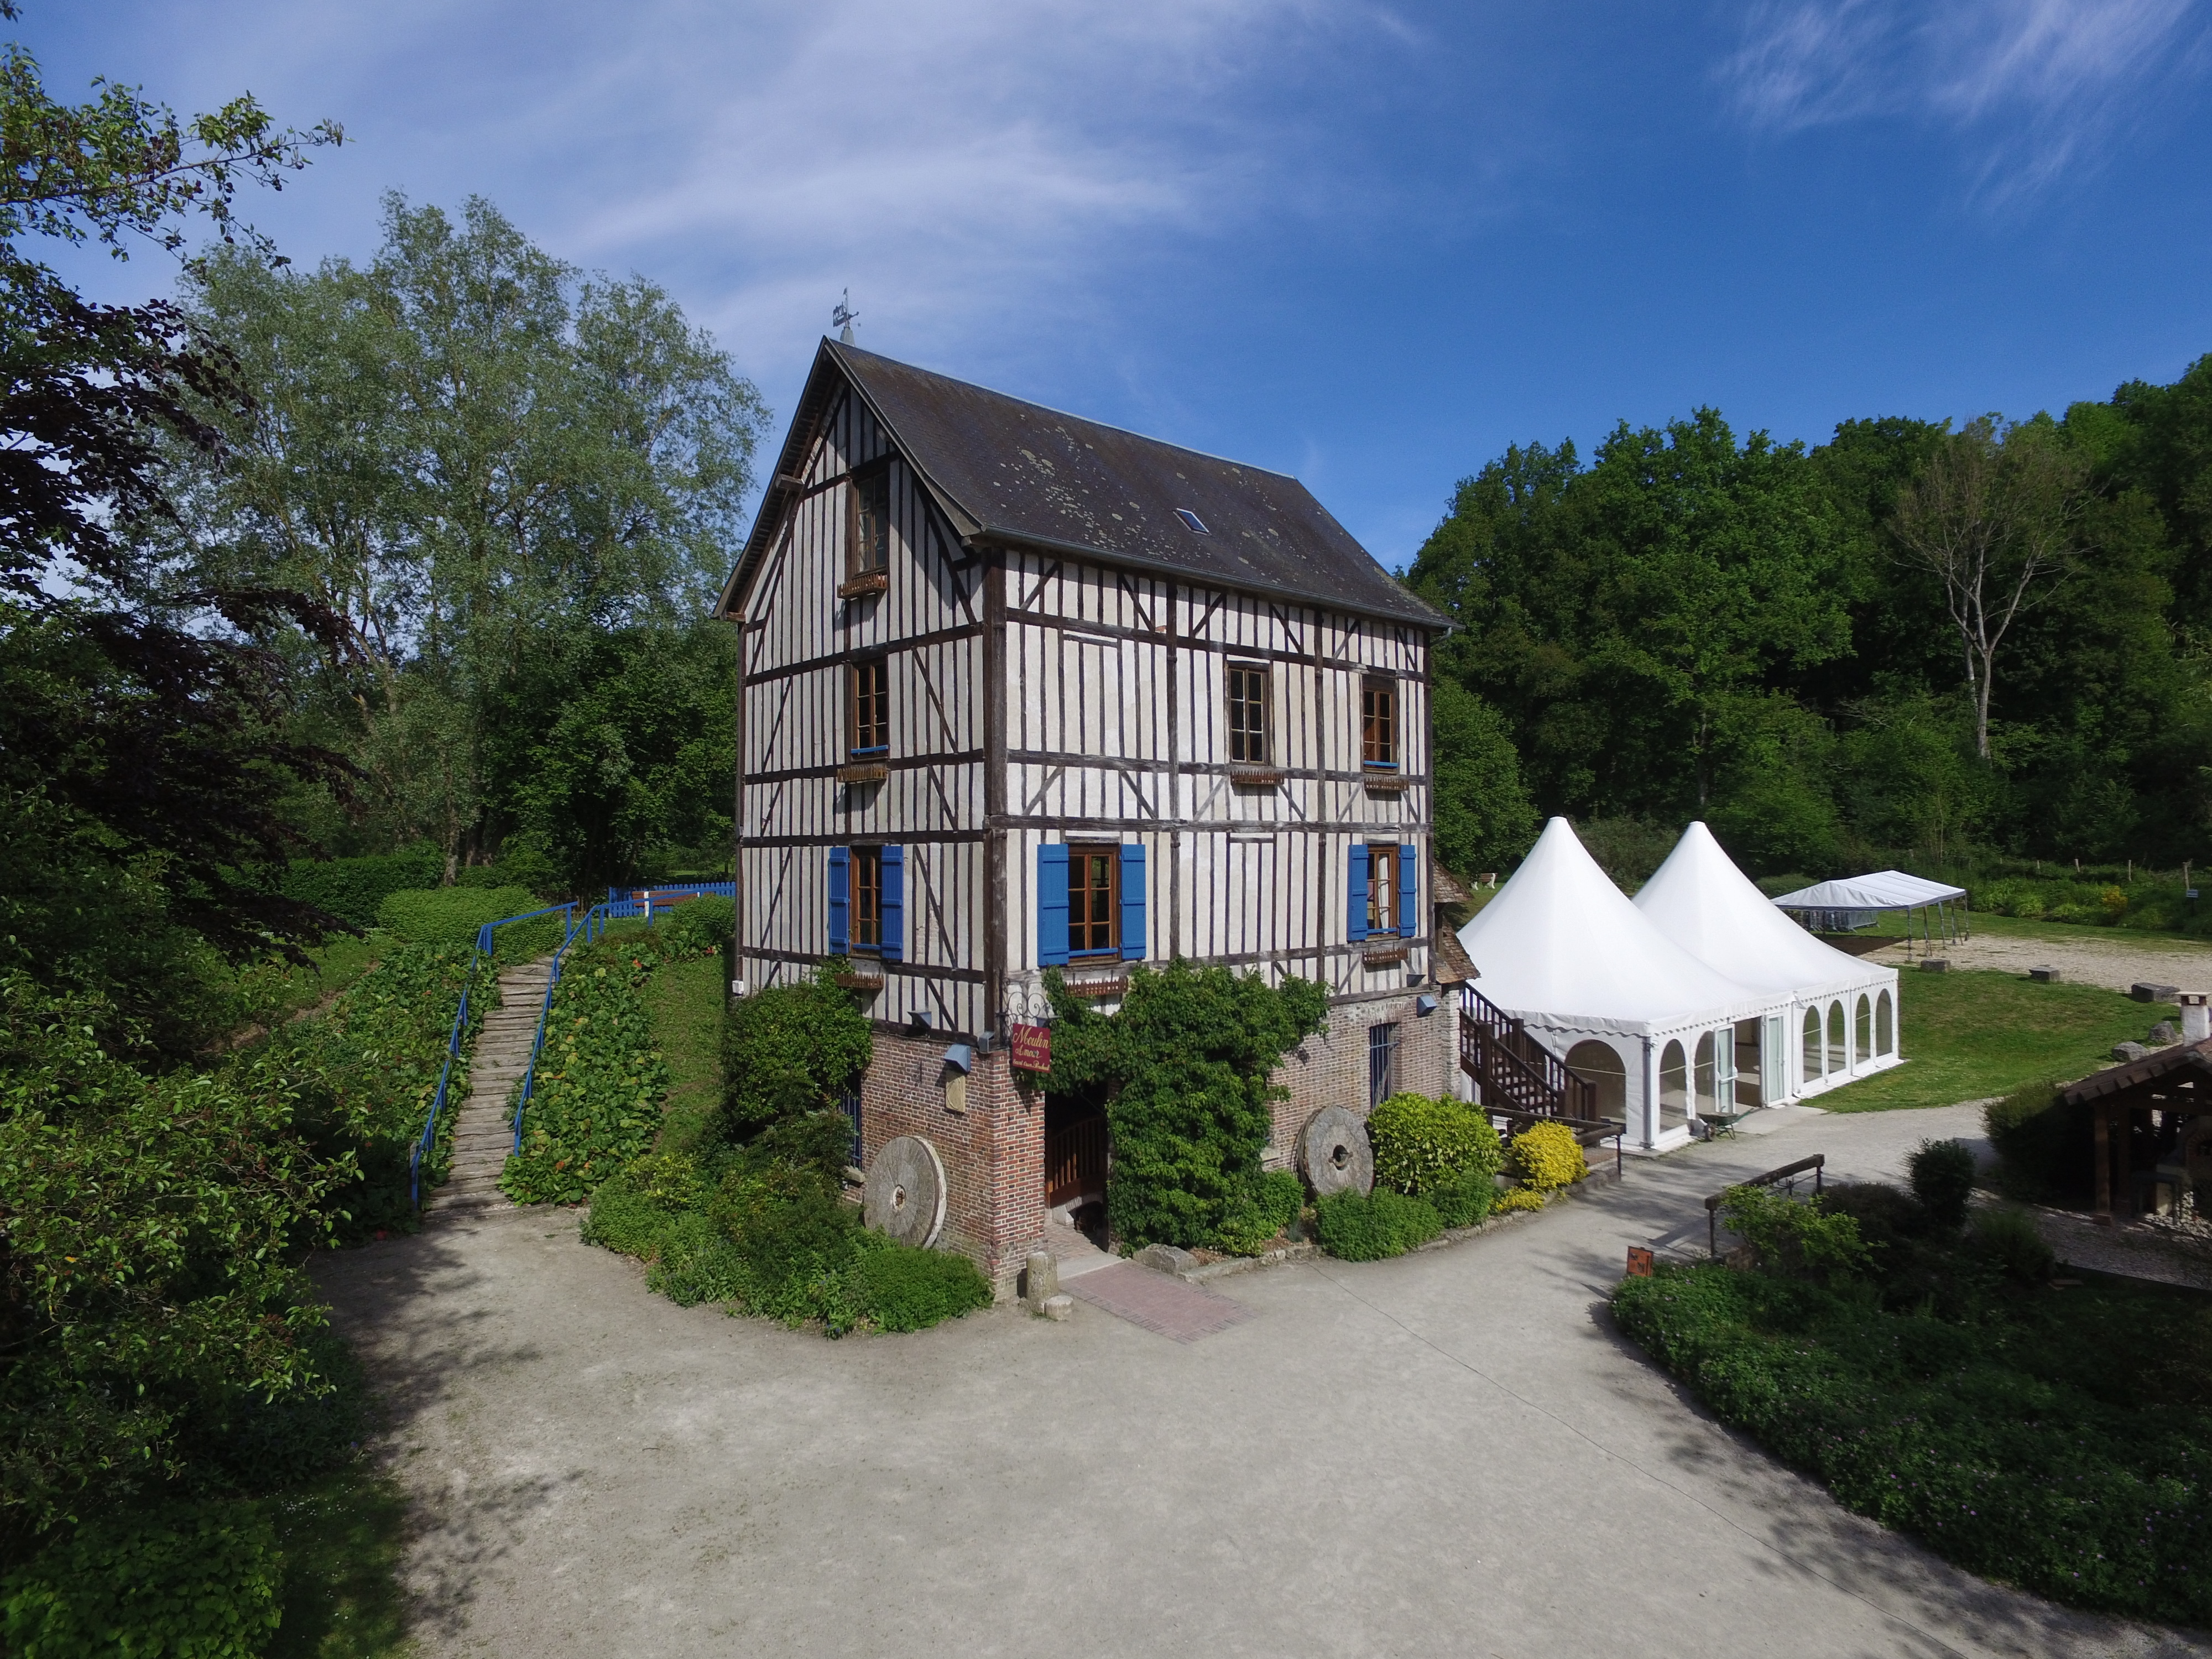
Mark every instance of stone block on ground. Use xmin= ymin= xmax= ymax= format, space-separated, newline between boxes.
xmin=1041 ymin=1293 xmax=1072 ymax=1322
xmin=2111 ymin=1040 xmax=2150 ymax=1063
xmin=2132 ymin=981 xmax=2181 ymax=1003
xmin=1135 ymin=1243 xmax=1198 ymax=1277
xmin=2149 ymin=1020 xmax=2178 ymax=1045
xmin=2028 ymin=966 xmax=2060 ymax=983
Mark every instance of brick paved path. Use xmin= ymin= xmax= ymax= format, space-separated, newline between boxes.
xmin=1064 ymin=1260 xmax=1253 ymax=1341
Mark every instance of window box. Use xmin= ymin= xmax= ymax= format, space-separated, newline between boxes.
xmin=1363 ymin=771 xmax=1410 ymax=794
xmin=834 ymin=971 xmax=884 ymax=993
xmin=837 ymin=761 xmax=888 ymax=785
xmin=1363 ymin=944 xmax=1408 ymax=968
xmin=1063 ymin=973 xmax=1129 ymax=999
xmin=1229 ymin=765 xmax=1282 ymax=789
xmin=837 ymin=570 xmax=889 ymax=600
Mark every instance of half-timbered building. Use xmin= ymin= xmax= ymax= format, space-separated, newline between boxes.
xmin=718 ymin=341 xmax=1452 ymax=1291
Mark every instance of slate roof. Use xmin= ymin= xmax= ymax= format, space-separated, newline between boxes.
xmin=724 ymin=340 xmax=1442 ymax=629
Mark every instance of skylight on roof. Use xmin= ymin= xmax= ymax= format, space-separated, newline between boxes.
xmin=1175 ymin=508 xmax=1209 ymax=534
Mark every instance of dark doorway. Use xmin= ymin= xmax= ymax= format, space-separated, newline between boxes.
xmin=1044 ymin=1084 xmax=1109 ymax=1233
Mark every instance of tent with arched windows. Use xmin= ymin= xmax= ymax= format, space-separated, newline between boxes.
xmin=1634 ymin=822 xmax=1903 ymax=1100
xmin=1454 ymin=818 xmax=1792 ymax=1151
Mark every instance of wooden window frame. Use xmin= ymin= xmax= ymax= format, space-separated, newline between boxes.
xmin=1226 ymin=661 xmax=1271 ymax=766
xmin=851 ymin=844 xmax=883 ymax=953
xmin=849 ymin=656 xmax=889 ymax=756
xmin=1366 ymin=842 xmax=1398 ymax=936
xmin=847 ymin=461 xmax=891 ymax=578
xmin=1361 ymin=674 xmax=1398 ymax=770
xmin=1068 ymin=842 xmax=1120 ymax=958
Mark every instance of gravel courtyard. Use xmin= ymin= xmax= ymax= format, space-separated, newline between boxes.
xmin=319 ymin=1106 xmax=2211 ymax=1659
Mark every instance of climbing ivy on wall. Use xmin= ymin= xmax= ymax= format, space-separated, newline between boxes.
xmin=1042 ymin=961 xmax=1326 ymax=1250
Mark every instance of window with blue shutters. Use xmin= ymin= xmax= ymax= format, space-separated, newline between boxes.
xmin=1397 ymin=842 xmax=1418 ymax=938
xmin=827 ymin=847 xmax=850 ymax=953
xmin=1347 ymin=844 xmax=1370 ymax=941
xmin=1119 ymin=843 xmax=1146 ymax=961
xmin=880 ymin=845 xmax=905 ymax=961
xmin=1038 ymin=844 xmax=1070 ymax=966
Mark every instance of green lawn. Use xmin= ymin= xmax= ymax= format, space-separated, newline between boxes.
xmin=1819 ymin=968 xmax=2176 ymax=1112
xmin=645 ymin=950 xmax=726 ymax=1151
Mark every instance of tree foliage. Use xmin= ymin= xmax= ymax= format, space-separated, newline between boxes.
xmin=1042 ymin=961 xmax=1327 ymax=1250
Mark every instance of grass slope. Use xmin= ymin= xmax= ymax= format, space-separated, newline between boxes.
xmin=1820 ymin=969 xmax=2176 ymax=1112
xmin=648 ymin=950 xmax=726 ymax=1152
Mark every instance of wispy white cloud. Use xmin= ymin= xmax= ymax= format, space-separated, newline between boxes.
xmin=1719 ymin=0 xmax=2206 ymax=194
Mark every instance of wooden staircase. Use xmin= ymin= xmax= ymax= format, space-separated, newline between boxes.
xmin=431 ymin=958 xmax=552 ymax=1215
xmin=1457 ymin=985 xmax=1621 ymax=1161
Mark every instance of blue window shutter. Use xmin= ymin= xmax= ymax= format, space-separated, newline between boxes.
xmin=1399 ymin=842 xmax=1419 ymax=938
xmin=880 ymin=846 xmax=905 ymax=961
xmin=1038 ymin=844 xmax=1070 ymax=966
xmin=827 ymin=847 xmax=849 ymax=954
xmin=1120 ymin=843 xmax=1147 ymax=961
xmin=1347 ymin=844 xmax=1370 ymax=942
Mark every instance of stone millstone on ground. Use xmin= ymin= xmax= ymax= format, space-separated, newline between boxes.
xmin=433 ymin=957 xmax=553 ymax=1216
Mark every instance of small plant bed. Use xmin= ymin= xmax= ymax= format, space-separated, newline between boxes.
xmin=1613 ymin=1144 xmax=2212 ymax=1626
xmin=579 ymin=954 xmax=992 ymax=1338
xmin=1817 ymin=969 xmax=2176 ymax=1113
xmin=583 ymin=1114 xmax=992 ymax=1336
xmin=1316 ymin=1099 xmax=1587 ymax=1260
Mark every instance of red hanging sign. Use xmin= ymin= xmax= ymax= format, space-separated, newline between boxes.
xmin=1010 ymin=1023 xmax=1052 ymax=1074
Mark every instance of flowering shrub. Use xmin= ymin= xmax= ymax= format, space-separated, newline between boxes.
xmin=1368 ymin=1092 xmax=1503 ymax=1194
xmin=1509 ymin=1120 xmax=1587 ymax=1191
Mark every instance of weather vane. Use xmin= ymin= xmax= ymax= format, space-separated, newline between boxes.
xmin=832 ymin=289 xmax=858 ymax=344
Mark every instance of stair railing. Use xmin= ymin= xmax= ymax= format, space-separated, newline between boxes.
xmin=1457 ymin=985 xmax=1598 ymax=1119
xmin=408 ymin=902 xmax=575 ymax=1210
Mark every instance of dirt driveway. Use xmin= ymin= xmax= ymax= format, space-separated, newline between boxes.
xmin=1871 ymin=927 xmax=2212 ymax=995
xmin=319 ymin=1108 xmax=2209 ymax=1659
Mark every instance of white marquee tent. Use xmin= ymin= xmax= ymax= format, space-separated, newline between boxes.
xmin=1767 ymin=869 xmax=1969 ymax=953
xmin=1635 ymin=822 xmax=1903 ymax=1103
xmin=1455 ymin=817 xmax=1787 ymax=1150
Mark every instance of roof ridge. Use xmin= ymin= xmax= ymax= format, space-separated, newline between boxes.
xmin=827 ymin=338 xmax=1307 ymax=487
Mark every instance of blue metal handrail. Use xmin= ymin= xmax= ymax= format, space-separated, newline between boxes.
xmin=408 ymin=901 xmax=576 ymax=1209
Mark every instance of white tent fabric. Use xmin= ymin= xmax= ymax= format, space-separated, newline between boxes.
xmin=1768 ymin=870 xmax=1966 ymax=911
xmin=1456 ymin=817 xmax=1766 ymax=1040
xmin=1636 ymin=823 xmax=1898 ymax=1001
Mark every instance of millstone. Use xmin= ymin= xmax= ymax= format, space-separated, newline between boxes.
xmin=863 ymin=1134 xmax=946 ymax=1248
xmin=1299 ymin=1105 xmax=1373 ymax=1198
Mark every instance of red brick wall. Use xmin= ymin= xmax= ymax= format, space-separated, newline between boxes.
xmin=1264 ymin=993 xmax=1454 ymax=1169
xmin=855 ymin=1029 xmax=1044 ymax=1297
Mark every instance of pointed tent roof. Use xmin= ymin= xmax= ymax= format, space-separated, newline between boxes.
xmin=1456 ymin=817 xmax=1765 ymax=1037
xmin=1634 ymin=822 xmax=1897 ymax=997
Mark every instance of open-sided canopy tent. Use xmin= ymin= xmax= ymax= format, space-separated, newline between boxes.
xmin=1767 ymin=869 xmax=1968 ymax=951
xmin=1457 ymin=818 xmax=1782 ymax=1149
xmin=1635 ymin=823 xmax=1902 ymax=1099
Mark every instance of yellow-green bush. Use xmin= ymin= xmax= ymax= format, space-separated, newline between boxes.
xmin=1509 ymin=1120 xmax=1587 ymax=1191
xmin=1368 ymin=1092 xmax=1503 ymax=1194
xmin=1492 ymin=1188 xmax=1547 ymax=1214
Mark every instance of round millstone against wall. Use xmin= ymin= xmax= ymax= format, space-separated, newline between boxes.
xmin=1300 ymin=1105 xmax=1374 ymax=1198
xmin=864 ymin=1134 xmax=947 ymax=1248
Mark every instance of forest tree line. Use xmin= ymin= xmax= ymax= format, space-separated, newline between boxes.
xmin=1408 ymin=377 xmax=2212 ymax=888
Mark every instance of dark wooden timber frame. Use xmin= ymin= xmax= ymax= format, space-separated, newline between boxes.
xmin=2064 ymin=1039 xmax=2212 ymax=1216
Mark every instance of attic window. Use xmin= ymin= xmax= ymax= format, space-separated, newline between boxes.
xmin=1175 ymin=508 xmax=1209 ymax=534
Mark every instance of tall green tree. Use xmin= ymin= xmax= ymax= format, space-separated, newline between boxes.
xmin=173 ymin=196 xmax=770 ymax=879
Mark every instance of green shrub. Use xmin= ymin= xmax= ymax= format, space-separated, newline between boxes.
xmin=1969 ymin=1204 xmax=2056 ymax=1285
xmin=1509 ymin=1120 xmax=1588 ymax=1190
xmin=1214 ymin=1168 xmax=1304 ymax=1255
xmin=1611 ymin=1258 xmax=2212 ymax=1625
xmin=1719 ymin=1185 xmax=1876 ymax=1284
xmin=1818 ymin=1181 xmax=1927 ymax=1252
xmin=2 ymin=1500 xmax=284 ymax=1658
xmin=1425 ymin=1166 xmax=1496 ymax=1229
xmin=372 ymin=885 xmax=544 ymax=947
xmin=505 ymin=943 xmax=670 ymax=1204
xmin=279 ymin=846 xmax=441 ymax=930
xmin=1368 ymin=1092 xmax=1504 ymax=1194
xmin=1491 ymin=1187 xmax=1546 ymax=1214
xmin=1983 ymin=1080 xmax=2091 ymax=1204
xmin=1314 ymin=1188 xmax=1443 ymax=1260
xmin=1041 ymin=961 xmax=1327 ymax=1250
xmin=658 ymin=894 xmax=733 ymax=961
xmin=721 ymin=971 xmax=873 ymax=1137
xmin=852 ymin=1241 xmax=993 ymax=1332
xmin=1907 ymin=1137 xmax=1976 ymax=1230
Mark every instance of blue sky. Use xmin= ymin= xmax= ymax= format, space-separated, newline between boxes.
xmin=34 ymin=1 xmax=2212 ymax=567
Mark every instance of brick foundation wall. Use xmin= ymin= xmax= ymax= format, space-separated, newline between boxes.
xmin=855 ymin=1029 xmax=1044 ymax=1298
xmin=1263 ymin=993 xmax=1455 ymax=1170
